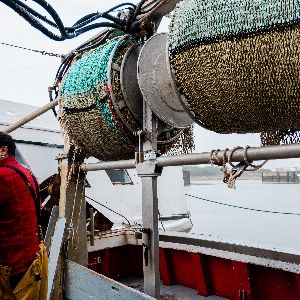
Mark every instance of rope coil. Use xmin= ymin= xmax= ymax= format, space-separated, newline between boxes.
xmin=209 ymin=146 xmax=268 ymax=189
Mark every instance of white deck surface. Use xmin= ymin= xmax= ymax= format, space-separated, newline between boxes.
xmin=121 ymin=278 xmax=227 ymax=300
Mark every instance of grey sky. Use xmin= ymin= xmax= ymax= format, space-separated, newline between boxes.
xmin=0 ymin=0 xmax=298 ymax=169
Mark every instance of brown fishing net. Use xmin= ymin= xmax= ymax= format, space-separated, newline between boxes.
xmin=169 ymin=0 xmax=300 ymax=146
xmin=170 ymin=27 xmax=300 ymax=136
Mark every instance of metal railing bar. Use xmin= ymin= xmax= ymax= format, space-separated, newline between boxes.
xmin=81 ymin=143 xmax=300 ymax=171
xmin=2 ymin=99 xmax=59 ymax=134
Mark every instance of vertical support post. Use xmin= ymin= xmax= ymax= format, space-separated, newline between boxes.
xmin=137 ymin=102 xmax=161 ymax=299
xmin=89 ymin=207 xmax=95 ymax=247
xmin=58 ymin=139 xmax=88 ymax=265
xmin=141 ymin=173 xmax=160 ymax=298
xmin=51 ymin=138 xmax=88 ymax=299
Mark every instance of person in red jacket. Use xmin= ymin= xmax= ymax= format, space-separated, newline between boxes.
xmin=0 ymin=132 xmax=47 ymax=299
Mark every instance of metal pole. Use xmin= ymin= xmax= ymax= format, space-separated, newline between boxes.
xmin=81 ymin=159 xmax=136 ymax=172
xmin=137 ymin=102 xmax=161 ymax=299
xmin=81 ymin=143 xmax=300 ymax=172
xmin=139 ymin=171 xmax=160 ymax=298
xmin=157 ymin=144 xmax=300 ymax=167
xmin=3 ymin=99 xmax=59 ymax=134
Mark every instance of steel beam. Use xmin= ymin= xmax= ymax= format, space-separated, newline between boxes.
xmin=138 ymin=103 xmax=161 ymax=299
xmin=47 ymin=217 xmax=66 ymax=300
xmin=57 ymin=141 xmax=88 ymax=265
xmin=81 ymin=143 xmax=300 ymax=172
xmin=51 ymin=139 xmax=88 ymax=299
xmin=81 ymin=159 xmax=136 ymax=172
xmin=156 ymin=144 xmax=300 ymax=167
xmin=2 ymin=99 xmax=58 ymax=134
xmin=45 ymin=206 xmax=59 ymax=253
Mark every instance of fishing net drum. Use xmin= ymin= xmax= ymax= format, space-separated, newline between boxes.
xmin=58 ymin=32 xmax=194 ymax=161
xmin=168 ymin=0 xmax=300 ymax=145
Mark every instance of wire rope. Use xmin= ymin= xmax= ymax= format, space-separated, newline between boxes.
xmin=0 ymin=41 xmax=63 ymax=58
xmin=185 ymin=194 xmax=300 ymax=216
xmin=85 ymin=195 xmax=131 ymax=226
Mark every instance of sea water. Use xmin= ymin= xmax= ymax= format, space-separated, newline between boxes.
xmin=185 ymin=180 xmax=300 ymax=252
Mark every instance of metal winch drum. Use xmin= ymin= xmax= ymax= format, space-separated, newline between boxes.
xmin=59 ymin=0 xmax=300 ymax=161
xmin=58 ymin=33 xmax=194 ymax=161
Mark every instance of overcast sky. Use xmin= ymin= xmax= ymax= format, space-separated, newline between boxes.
xmin=0 ymin=0 xmax=298 ymax=169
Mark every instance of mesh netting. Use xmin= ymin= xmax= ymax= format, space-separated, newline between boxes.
xmin=61 ymin=38 xmax=119 ymax=110
xmin=59 ymin=35 xmax=194 ymax=160
xmin=164 ymin=126 xmax=195 ymax=156
xmin=60 ymin=37 xmax=135 ymax=161
xmin=169 ymin=0 xmax=300 ymax=145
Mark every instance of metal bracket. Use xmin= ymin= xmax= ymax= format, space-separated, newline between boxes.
xmin=136 ymin=159 xmax=163 ymax=177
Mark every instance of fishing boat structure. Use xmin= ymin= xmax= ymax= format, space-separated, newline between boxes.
xmin=2 ymin=0 xmax=300 ymax=299
xmin=0 ymin=99 xmax=193 ymax=233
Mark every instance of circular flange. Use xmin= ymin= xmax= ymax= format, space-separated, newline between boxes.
xmin=120 ymin=44 xmax=143 ymax=124
xmin=137 ymin=33 xmax=193 ymax=128
xmin=107 ymin=36 xmax=141 ymax=133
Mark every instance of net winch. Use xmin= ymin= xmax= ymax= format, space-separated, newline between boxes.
xmin=58 ymin=31 xmax=194 ymax=161
xmin=56 ymin=0 xmax=300 ymax=161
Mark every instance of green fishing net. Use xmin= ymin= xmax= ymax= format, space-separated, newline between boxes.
xmin=59 ymin=35 xmax=194 ymax=161
xmin=60 ymin=37 xmax=135 ymax=161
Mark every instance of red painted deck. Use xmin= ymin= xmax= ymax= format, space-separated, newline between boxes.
xmin=88 ymin=245 xmax=300 ymax=300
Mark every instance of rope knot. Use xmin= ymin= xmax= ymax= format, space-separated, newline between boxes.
xmin=209 ymin=149 xmax=221 ymax=165
xmin=220 ymin=146 xmax=268 ymax=189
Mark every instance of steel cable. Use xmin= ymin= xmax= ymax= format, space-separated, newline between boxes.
xmin=186 ymin=194 xmax=300 ymax=216
xmin=86 ymin=195 xmax=131 ymax=226
xmin=0 ymin=41 xmax=63 ymax=57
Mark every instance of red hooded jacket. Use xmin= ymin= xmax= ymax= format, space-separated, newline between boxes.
xmin=0 ymin=156 xmax=40 ymax=275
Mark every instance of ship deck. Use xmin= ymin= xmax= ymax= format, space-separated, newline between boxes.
xmin=121 ymin=277 xmax=227 ymax=300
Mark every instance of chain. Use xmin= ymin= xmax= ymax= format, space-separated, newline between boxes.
xmin=0 ymin=42 xmax=64 ymax=58
xmin=64 ymin=149 xmax=77 ymax=254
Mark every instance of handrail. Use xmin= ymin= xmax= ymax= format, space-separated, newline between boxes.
xmin=81 ymin=143 xmax=300 ymax=171
xmin=2 ymin=99 xmax=59 ymax=134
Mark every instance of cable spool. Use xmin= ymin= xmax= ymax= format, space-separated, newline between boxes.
xmin=58 ymin=32 xmax=194 ymax=161
xmin=138 ymin=33 xmax=194 ymax=128
xmin=168 ymin=0 xmax=300 ymax=145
